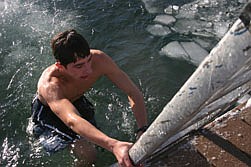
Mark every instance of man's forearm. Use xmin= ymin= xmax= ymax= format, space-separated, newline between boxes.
xmin=128 ymin=93 xmax=148 ymax=128
xmin=70 ymin=116 xmax=119 ymax=152
xmin=71 ymin=114 xmax=134 ymax=166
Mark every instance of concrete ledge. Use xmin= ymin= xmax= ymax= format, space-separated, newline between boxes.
xmin=195 ymin=106 xmax=251 ymax=167
xmin=146 ymin=104 xmax=251 ymax=167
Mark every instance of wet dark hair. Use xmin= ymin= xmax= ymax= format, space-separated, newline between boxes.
xmin=51 ymin=29 xmax=90 ymax=67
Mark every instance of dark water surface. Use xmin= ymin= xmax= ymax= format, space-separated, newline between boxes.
xmin=0 ymin=0 xmax=244 ymax=166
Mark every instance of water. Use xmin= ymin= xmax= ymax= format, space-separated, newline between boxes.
xmin=0 ymin=0 xmax=246 ymax=166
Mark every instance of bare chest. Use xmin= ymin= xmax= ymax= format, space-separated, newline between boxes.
xmin=62 ymin=75 xmax=100 ymax=101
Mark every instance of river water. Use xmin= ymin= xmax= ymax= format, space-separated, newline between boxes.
xmin=0 ymin=0 xmax=246 ymax=166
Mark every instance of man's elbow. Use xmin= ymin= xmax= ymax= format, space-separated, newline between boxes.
xmin=64 ymin=114 xmax=79 ymax=130
xmin=133 ymin=88 xmax=144 ymax=99
xmin=128 ymin=89 xmax=144 ymax=102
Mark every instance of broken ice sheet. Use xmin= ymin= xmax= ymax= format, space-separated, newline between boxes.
xmin=146 ymin=24 xmax=171 ymax=36
xmin=153 ymin=14 xmax=176 ymax=26
xmin=180 ymin=42 xmax=208 ymax=65
xmin=159 ymin=41 xmax=189 ymax=59
xmin=159 ymin=41 xmax=208 ymax=66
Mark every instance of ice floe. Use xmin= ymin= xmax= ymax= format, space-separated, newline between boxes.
xmin=142 ymin=0 xmax=246 ymax=65
xmin=164 ymin=5 xmax=179 ymax=15
xmin=146 ymin=24 xmax=171 ymax=36
xmin=180 ymin=42 xmax=209 ymax=65
xmin=159 ymin=41 xmax=208 ymax=66
xmin=141 ymin=0 xmax=168 ymax=14
xmin=159 ymin=41 xmax=188 ymax=59
xmin=153 ymin=14 xmax=176 ymax=26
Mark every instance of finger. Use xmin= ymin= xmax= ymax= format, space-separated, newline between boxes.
xmin=137 ymin=163 xmax=144 ymax=167
xmin=123 ymin=156 xmax=133 ymax=167
xmin=118 ymin=160 xmax=124 ymax=167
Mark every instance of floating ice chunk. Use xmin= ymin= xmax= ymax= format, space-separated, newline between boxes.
xmin=164 ymin=6 xmax=173 ymax=15
xmin=159 ymin=41 xmax=189 ymax=59
xmin=160 ymin=41 xmax=208 ymax=66
xmin=180 ymin=42 xmax=208 ymax=66
xmin=164 ymin=5 xmax=179 ymax=15
xmin=176 ymin=2 xmax=198 ymax=19
xmin=146 ymin=24 xmax=171 ymax=36
xmin=174 ymin=19 xmax=213 ymax=36
xmin=213 ymin=22 xmax=230 ymax=38
xmin=153 ymin=14 xmax=176 ymax=26
xmin=199 ymin=0 xmax=210 ymax=6
xmin=141 ymin=0 xmax=162 ymax=13
xmin=173 ymin=5 xmax=179 ymax=11
xmin=193 ymin=38 xmax=215 ymax=51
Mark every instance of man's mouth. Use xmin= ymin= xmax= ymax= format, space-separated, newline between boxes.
xmin=81 ymin=75 xmax=88 ymax=80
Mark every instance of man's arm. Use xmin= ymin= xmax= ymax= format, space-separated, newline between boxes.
xmin=100 ymin=52 xmax=148 ymax=132
xmin=50 ymin=99 xmax=134 ymax=166
xmin=43 ymin=81 xmax=134 ymax=167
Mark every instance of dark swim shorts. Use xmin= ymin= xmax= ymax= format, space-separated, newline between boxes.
xmin=29 ymin=94 xmax=97 ymax=154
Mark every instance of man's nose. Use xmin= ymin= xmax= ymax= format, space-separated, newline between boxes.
xmin=83 ymin=64 xmax=92 ymax=74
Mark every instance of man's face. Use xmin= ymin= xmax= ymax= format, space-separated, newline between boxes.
xmin=65 ymin=54 xmax=93 ymax=80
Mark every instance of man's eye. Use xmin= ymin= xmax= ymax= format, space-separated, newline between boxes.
xmin=76 ymin=65 xmax=82 ymax=68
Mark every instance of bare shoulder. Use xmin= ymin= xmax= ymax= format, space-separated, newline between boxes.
xmin=38 ymin=65 xmax=58 ymax=87
xmin=91 ymin=49 xmax=113 ymax=62
xmin=37 ymin=65 xmax=63 ymax=101
xmin=90 ymin=49 xmax=117 ymax=72
xmin=91 ymin=49 xmax=122 ymax=77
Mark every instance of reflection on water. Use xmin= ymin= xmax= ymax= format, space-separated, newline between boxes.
xmin=0 ymin=0 xmax=245 ymax=166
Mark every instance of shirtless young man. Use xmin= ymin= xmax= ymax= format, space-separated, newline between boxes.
xmin=29 ymin=29 xmax=148 ymax=167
